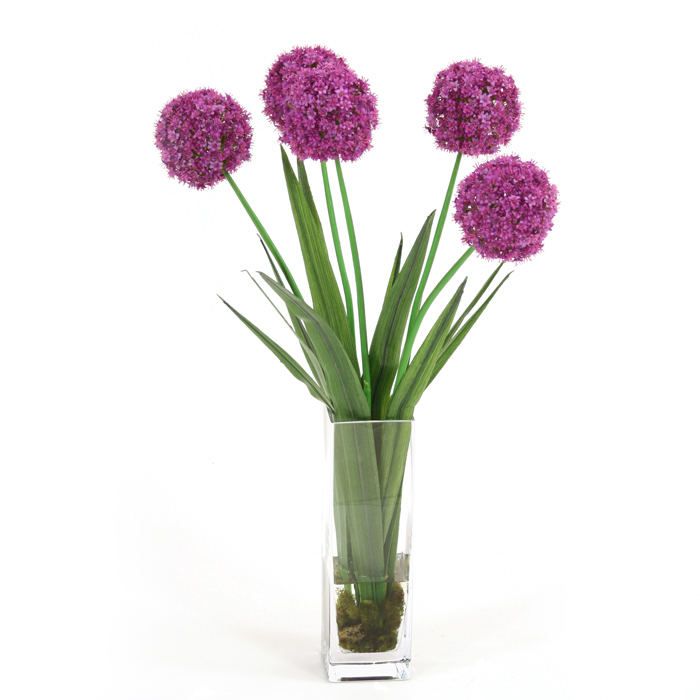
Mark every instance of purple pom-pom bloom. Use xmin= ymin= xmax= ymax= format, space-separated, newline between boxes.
xmin=426 ymin=60 xmax=521 ymax=156
xmin=155 ymin=89 xmax=252 ymax=189
xmin=262 ymin=46 xmax=347 ymax=130
xmin=262 ymin=47 xmax=378 ymax=162
xmin=454 ymin=156 xmax=558 ymax=262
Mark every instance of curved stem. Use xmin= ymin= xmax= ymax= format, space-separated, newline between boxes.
xmin=321 ymin=161 xmax=355 ymax=345
xmin=335 ymin=158 xmax=371 ymax=408
xmin=418 ymin=247 xmax=474 ymax=326
xmin=224 ymin=171 xmax=302 ymax=298
xmin=396 ymin=247 xmax=474 ymax=382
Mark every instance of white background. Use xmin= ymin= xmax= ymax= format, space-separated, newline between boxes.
xmin=1 ymin=1 xmax=699 ymax=698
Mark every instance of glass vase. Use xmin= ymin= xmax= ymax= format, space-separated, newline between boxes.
xmin=322 ymin=419 xmax=414 ymax=681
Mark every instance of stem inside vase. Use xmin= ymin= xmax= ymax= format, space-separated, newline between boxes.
xmin=331 ymin=420 xmax=412 ymax=653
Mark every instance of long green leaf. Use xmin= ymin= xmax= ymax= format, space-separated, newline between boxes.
xmin=446 ymin=262 xmax=504 ymax=343
xmin=387 ymin=278 xmax=466 ymax=419
xmin=243 ymin=270 xmax=293 ymax=333
xmin=334 ymin=421 xmax=386 ymax=602
xmin=257 ymin=235 xmax=284 ymax=287
xmin=280 ymin=148 xmax=358 ymax=370
xmin=256 ymin=235 xmax=327 ymax=390
xmin=260 ymin=273 xmax=369 ymax=421
xmin=297 ymin=158 xmax=324 ymax=232
xmin=430 ymin=272 xmax=513 ymax=383
xmin=242 ymin=271 xmax=328 ymax=396
xmin=377 ymin=421 xmax=411 ymax=553
xmin=382 ymin=235 xmax=404 ymax=306
xmin=261 ymin=274 xmax=386 ymax=601
xmin=369 ymin=212 xmax=435 ymax=419
xmin=217 ymin=295 xmax=331 ymax=407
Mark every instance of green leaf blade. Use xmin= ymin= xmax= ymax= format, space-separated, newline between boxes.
xmin=431 ymin=272 xmax=513 ymax=384
xmin=255 ymin=236 xmax=328 ymax=388
xmin=382 ymin=235 xmax=404 ymax=305
xmin=217 ymin=295 xmax=331 ymax=407
xmin=387 ymin=278 xmax=467 ymax=419
xmin=369 ymin=212 xmax=435 ymax=419
xmin=281 ymin=148 xmax=358 ymax=371
xmin=447 ymin=262 xmax=504 ymax=343
xmin=260 ymin=273 xmax=370 ymax=421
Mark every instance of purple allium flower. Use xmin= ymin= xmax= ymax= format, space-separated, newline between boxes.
xmin=454 ymin=155 xmax=558 ymax=262
xmin=155 ymin=89 xmax=252 ymax=189
xmin=262 ymin=46 xmax=347 ymax=130
xmin=426 ymin=60 xmax=521 ymax=156
xmin=262 ymin=47 xmax=378 ymax=161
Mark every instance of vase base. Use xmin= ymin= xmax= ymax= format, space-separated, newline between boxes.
xmin=325 ymin=658 xmax=410 ymax=682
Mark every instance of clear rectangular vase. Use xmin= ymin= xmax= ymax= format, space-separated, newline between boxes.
xmin=322 ymin=419 xmax=414 ymax=681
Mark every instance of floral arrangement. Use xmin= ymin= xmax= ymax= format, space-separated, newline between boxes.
xmin=156 ymin=47 xmax=558 ymax=661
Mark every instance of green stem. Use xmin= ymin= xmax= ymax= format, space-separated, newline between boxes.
xmin=417 ymin=247 xmax=474 ymax=328
xmin=224 ymin=171 xmax=302 ymax=298
xmin=395 ymin=247 xmax=474 ymax=381
xmin=321 ymin=161 xmax=355 ymax=345
xmin=335 ymin=158 xmax=371 ymax=408
xmin=396 ymin=152 xmax=463 ymax=383
xmin=410 ymin=151 xmax=462 ymax=320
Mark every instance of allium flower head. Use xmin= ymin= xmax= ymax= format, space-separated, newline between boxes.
xmin=262 ymin=47 xmax=378 ymax=162
xmin=454 ymin=155 xmax=558 ymax=262
xmin=262 ymin=46 xmax=347 ymax=129
xmin=426 ymin=60 xmax=521 ymax=156
xmin=155 ymin=89 xmax=252 ymax=189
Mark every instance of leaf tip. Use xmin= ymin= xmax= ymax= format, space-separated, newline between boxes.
xmin=217 ymin=294 xmax=235 ymax=312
